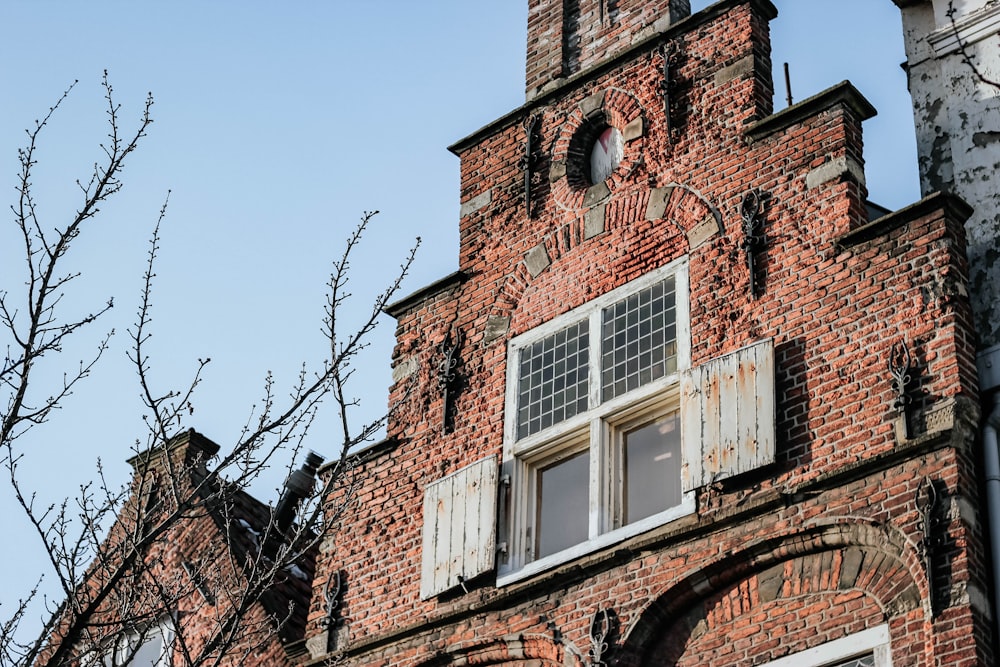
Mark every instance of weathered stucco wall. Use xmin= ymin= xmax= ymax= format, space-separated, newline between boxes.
xmin=896 ymin=0 xmax=1000 ymax=375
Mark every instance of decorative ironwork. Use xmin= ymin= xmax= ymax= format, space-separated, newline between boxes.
xmin=521 ymin=115 xmax=540 ymax=217
xmin=320 ymin=570 xmax=343 ymax=629
xmin=740 ymin=190 xmax=768 ymax=298
xmin=887 ymin=339 xmax=912 ymax=440
xmin=918 ymin=478 xmax=947 ymax=615
xmin=182 ymin=560 xmax=215 ymax=605
xmin=544 ymin=608 xmax=618 ymax=667
xmin=588 ymin=609 xmax=616 ymax=667
xmin=888 ymin=341 xmax=911 ymax=411
xmin=320 ymin=570 xmax=346 ymax=651
xmin=438 ymin=328 xmax=465 ymax=434
xmin=660 ymin=44 xmax=672 ymax=143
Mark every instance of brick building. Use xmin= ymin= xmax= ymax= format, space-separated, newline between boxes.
xmin=40 ymin=430 xmax=318 ymax=667
xmin=43 ymin=2 xmax=1000 ymax=666
xmin=301 ymin=1 xmax=997 ymax=666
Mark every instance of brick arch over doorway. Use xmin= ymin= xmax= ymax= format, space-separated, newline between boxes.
xmin=616 ymin=521 xmax=929 ymax=666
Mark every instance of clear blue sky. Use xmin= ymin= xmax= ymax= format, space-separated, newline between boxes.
xmin=1 ymin=0 xmax=916 ymax=644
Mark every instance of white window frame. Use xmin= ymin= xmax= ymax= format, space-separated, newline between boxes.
xmin=759 ymin=624 xmax=892 ymax=667
xmin=90 ymin=618 xmax=175 ymax=667
xmin=499 ymin=258 xmax=692 ymax=584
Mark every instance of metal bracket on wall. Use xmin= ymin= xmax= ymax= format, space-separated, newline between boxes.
xmin=438 ymin=328 xmax=464 ymax=434
xmin=660 ymin=44 xmax=672 ymax=143
xmin=740 ymin=190 xmax=768 ymax=298
xmin=521 ymin=115 xmax=540 ymax=218
xmin=496 ymin=472 xmax=511 ymax=561
xmin=918 ymin=478 xmax=946 ymax=616
xmin=321 ymin=570 xmax=346 ymax=651
xmin=888 ymin=340 xmax=911 ymax=439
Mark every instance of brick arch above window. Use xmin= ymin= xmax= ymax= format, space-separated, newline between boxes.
xmin=643 ymin=183 xmax=722 ymax=251
xmin=617 ymin=521 xmax=928 ymax=667
xmin=489 ymin=183 xmax=720 ymax=339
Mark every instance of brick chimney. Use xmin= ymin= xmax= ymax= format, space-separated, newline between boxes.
xmin=273 ymin=451 xmax=325 ymax=534
xmin=126 ymin=429 xmax=221 ymax=480
xmin=525 ymin=0 xmax=691 ymax=100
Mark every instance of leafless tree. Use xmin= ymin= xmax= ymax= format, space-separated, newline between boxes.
xmin=1 ymin=73 xmax=417 ymax=666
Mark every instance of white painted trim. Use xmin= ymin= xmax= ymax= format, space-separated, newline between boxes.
xmin=759 ymin=624 xmax=891 ymax=667
xmin=496 ymin=492 xmax=695 ymax=587
xmin=929 ymin=3 xmax=1000 ymax=57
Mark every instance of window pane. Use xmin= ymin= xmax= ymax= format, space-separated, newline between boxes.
xmin=129 ymin=634 xmax=163 ymax=665
xmin=601 ymin=277 xmax=676 ymax=401
xmin=623 ymin=410 xmax=681 ymax=524
xmin=831 ymin=656 xmax=875 ymax=667
xmin=536 ymin=450 xmax=589 ymax=558
xmin=113 ymin=632 xmax=163 ymax=667
xmin=516 ymin=321 xmax=589 ymax=439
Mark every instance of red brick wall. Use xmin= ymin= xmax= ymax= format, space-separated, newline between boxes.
xmin=306 ymin=1 xmax=990 ymax=665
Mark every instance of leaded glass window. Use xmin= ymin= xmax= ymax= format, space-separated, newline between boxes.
xmin=601 ymin=276 xmax=676 ymax=401
xmin=516 ymin=320 xmax=589 ymax=439
xmin=831 ymin=656 xmax=874 ymax=667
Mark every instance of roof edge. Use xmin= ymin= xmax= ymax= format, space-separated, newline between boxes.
xmin=835 ymin=191 xmax=974 ymax=249
xmin=384 ymin=271 xmax=468 ymax=319
xmin=744 ymin=80 xmax=877 ymax=143
xmin=126 ymin=428 xmax=221 ymax=470
xmin=448 ymin=0 xmax=778 ymax=156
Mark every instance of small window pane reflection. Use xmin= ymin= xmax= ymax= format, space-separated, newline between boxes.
xmin=536 ymin=451 xmax=589 ymax=558
xmin=623 ymin=410 xmax=681 ymax=524
xmin=129 ymin=635 xmax=163 ymax=666
xmin=831 ymin=656 xmax=875 ymax=667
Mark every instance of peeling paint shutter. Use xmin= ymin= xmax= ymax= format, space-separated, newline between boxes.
xmin=681 ymin=339 xmax=775 ymax=491
xmin=420 ymin=456 xmax=498 ymax=599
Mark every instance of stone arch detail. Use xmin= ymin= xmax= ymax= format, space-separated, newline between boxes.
xmin=417 ymin=634 xmax=566 ymax=667
xmin=616 ymin=520 xmax=928 ymax=667
xmin=644 ymin=183 xmax=722 ymax=251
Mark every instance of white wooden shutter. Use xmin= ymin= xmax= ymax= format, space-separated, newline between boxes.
xmin=681 ymin=338 xmax=775 ymax=491
xmin=420 ymin=456 xmax=498 ymax=599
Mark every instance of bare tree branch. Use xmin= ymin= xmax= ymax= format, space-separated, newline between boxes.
xmin=947 ymin=1 xmax=1000 ymax=90
xmin=2 ymin=76 xmax=418 ymax=667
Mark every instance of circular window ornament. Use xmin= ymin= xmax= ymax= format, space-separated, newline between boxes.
xmin=550 ymin=88 xmax=645 ymax=210
xmin=590 ymin=126 xmax=623 ymax=184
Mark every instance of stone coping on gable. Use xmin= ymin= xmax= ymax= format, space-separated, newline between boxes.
xmin=744 ymin=80 xmax=877 ymax=143
xmin=447 ymin=0 xmax=778 ymax=156
xmin=835 ymin=190 xmax=974 ymax=249
xmin=384 ymin=270 xmax=468 ymax=319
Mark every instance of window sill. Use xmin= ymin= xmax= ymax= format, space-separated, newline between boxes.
xmin=496 ymin=493 xmax=695 ymax=587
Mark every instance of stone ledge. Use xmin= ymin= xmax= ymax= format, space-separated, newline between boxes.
xmin=744 ymin=80 xmax=876 ymax=144
xmin=384 ymin=271 xmax=468 ymax=319
xmin=834 ymin=191 xmax=973 ymax=250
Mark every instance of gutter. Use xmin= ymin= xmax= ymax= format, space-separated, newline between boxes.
xmin=984 ymin=392 xmax=1000 ymax=641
